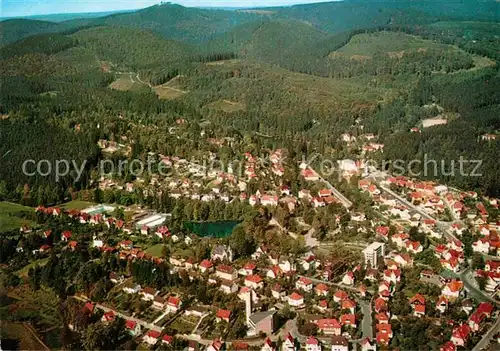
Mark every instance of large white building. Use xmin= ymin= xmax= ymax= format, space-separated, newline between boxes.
xmin=362 ymin=242 xmax=386 ymax=268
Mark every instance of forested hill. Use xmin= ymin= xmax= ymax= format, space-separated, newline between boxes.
xmin=2 ymin=0 xmax=499 ymax=46
xmin=0 ymin=19 xmax=60 ymax=46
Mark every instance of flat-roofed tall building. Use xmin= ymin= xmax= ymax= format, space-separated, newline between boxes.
xmin=363 ymin=242 xmax=385 ymax=268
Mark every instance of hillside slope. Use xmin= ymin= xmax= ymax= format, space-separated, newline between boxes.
xmin=0 ymin=19 xmax=60 ymax=45
xmin=203 ymin=20 xmax=328 ymax=62
xmin=93 ymin=3 xmax=265 ymax=42
xmin=72 ymin=27 xmax=192 ymax=70
xmin=2 ymin=0 xmax=498 ymax=46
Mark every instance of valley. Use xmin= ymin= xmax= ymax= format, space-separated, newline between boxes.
xmin=1 ymin=1 xmax=499 ymax=350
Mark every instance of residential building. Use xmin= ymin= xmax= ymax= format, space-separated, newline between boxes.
xmin=331 ymin=336 xmax=349 ymax=351
xmin=363 ymin=242 xmax=385 ymax=267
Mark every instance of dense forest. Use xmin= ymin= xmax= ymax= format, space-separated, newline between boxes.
xmin=0 ymin=0 xmax=499 ymax=200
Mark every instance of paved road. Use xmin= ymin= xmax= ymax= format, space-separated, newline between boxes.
xmin=472 ymin=316 xmax=500 ymax=351
xmin=297 ymin=275 xmax=374 ymax=338
xmin=315 ymin=176 xmax=352 ymax=208
xmin=298 ymin=275 xmax=359 ymax=293
xmin=379 ymin=184 xmax=433 ymax=220
xmin=459 ymin=268 xmax=499 ymax=305
xmin=358 ymin=300 xmax=373 ymax=339
xmin=377 ymin=183 xmax=459 ymax=242
xmin=304 ymin=227 xmax=319 ymax=248
xmin=73 ymin=295 xmax=163 ymax=332
xmin=311 ymin=167 xmax=352 ymax=208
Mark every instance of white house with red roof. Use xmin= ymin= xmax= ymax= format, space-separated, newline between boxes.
xmin=468 ymin=310 xmax=485 ymax=332
xmin=199 ymin=259 xmax=214 ymax=273
xmin=383 ymin=269 xmax=401 ymax=284
xmin=261 ymin=338 xmax=275 ymax=351
xmin=436 ymin=296 xmax=448 ymax=314
xmin=485 ymin=260 xmax=500 ymax=272
xmin=216 ymin=309 xmax=232 ymax=323
xmin=296 ymin=277 xmax=313 ymax=292
xmin=393 ymin=253 xmax=413 ymax=267
xmin=101 ymin=311 xmax=115 ymax=323
xmin=301 ymin=168 xmax=319 ymax=181
xmin=334 ymin=290 xmax=349 ymax=303
xmin=315 ymin=318 xmax=341 ymax=335
xmin=216 ymin=265 xmax=237 ymax=281
xmin=245 ymin=275 xmax=264 ymax=289
xmin=315 ymin=283 xmax=329 ymax=297
xmin=61 ymin=231 xmax=72 ymax=242
xmin=288 ymin=292 xmax=304 ymax=308
xmin=261 ymin=195 xmax=278 ymax=207
xmin=143 ymin=330 xmax=161 ymax=346
xmin=166 ymin=296 xmax=182 ymax=313
xmin=376 ymin=226 xmax=390 ymax=240
xmin=340 ymin=313 xmax=356 ymax=328
xmin=360 ymin=338 xmax=376 ymax=351
xmin=305 ymin=336 xmax=321 ymax=351
xmin=441 ymin=257 xmax=460 ymax=272
xmin=282 ymin=333 xmax=296 ymax=351
xmin=392 ymin=233 xmax=410 ymax=248
xmin=376 ymin=323 xmax=393 ymax=345
xmin=266 ymin=265 xmax=282 ymax=280
xmin=125 ymin=320 xmax=141 ymax=336
xmin=442 ymin=280 xmax=463 ymax=300
xmin=155 ymin=226 xmax=170 ymax=239
xmin=119 ymin=240 xmax=133 ymax=250
xmin=406 ymin=240 xmax=423 ymax=254
xmin=440 ymin=341 xmax=456 ymax=351
xmin=316 ymin=299 xmax=328 ymax=312
xmin=375 ymin=312 xmax=389 ymax=325
xmin=449 ymin=240 xmax=464 ymax=252
xmin=451 ymin=324 xmax=471 ymax=346
xmin=312 ymin=197 xmax=325 ymax=208
xmin=271 ymin=284 xmax=286 ymax=301
xmin=162 ymin=335 xmax=173 ymax=345
xmin=240 ymin=262 xmax=256 ymax=276
xmin=207 ymin=339 xmax=224 ymax=351
xmin=341 ymin=299 xmax=357 ymax=314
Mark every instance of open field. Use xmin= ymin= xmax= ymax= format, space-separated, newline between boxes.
xmin=469 ymin=55 xmax=497 ymax=70
xmin=60 ymin=200 xmax=95 ymax=210
xmin=109 ymin=74 xmax=150 ymax=93
xmin=331 ymin=31 xmax=459 ymax=59
xmin=144 ymin=244 xmax=165 ymax=258
xmin=153 ymin=85 xmax=187 ymax=99
xmin=166 ymin=315 xmax=197 ymax=333
xmin=205 ymin=59 xmax=242 ymax=66
xmin=206 ymin=99 xmax=246 ymax=113
xmin=0 ymin=202 xmax=35 ymax=233
xmin=15 ymin=258 xmax=50 ymax=277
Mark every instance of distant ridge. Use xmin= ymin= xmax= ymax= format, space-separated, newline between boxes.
xmin=0 ymin=9 xmax=135 ymax=23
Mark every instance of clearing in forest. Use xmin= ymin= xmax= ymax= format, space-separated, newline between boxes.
xmin=0 ymin=202 xmax=35 ymax=233
xmin=205 ymin=99 xmax=246 ymax=113
xmin=205 ymin=59 xmax=241 ymax=66
xmin=154 ymin=75 xmax=188 ymax=99
xmin=109 ymin=74 xmax=150 ymax=93
xmin=331 ymin=31 xmax=459 ymax=59
xmin=153 ymin=85 xmax=187 ymax=99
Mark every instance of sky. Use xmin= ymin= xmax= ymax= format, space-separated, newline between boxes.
xmin=1 ymin=0 xmax=335 ymax=17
